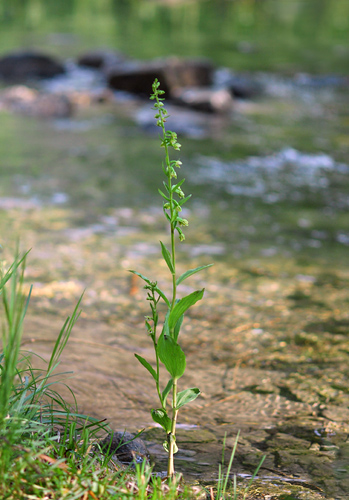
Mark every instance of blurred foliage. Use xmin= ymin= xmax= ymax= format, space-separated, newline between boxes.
xmin=0 ymin=0 xmax=348 ymax=73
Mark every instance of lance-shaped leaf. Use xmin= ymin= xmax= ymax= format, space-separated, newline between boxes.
xmin=176 ymin=388 xmax=200 ymax=409
xmin=161 ymin=378 xmax=173 ymax=407
xmin=151 ymin=408 xmax=172 ymax=433
xmin=176 ymin=264 xmax=213 ymax=286
xmin=153 ymin=286 xmax=170 ymax=308
xmin=158 ymin=188 xmax=170 ymax=201
xmin=129 ymin=270 xmax=151 ymax=284
xmin=168 ymin=289 xmax=204 ymax=332
xmin=160 ymin=241 xmax=174 ymax=274
xmin=129 ymin=270 xmax=170 ymax=307
xmin=178 ymin=194 xmax=192 ymax=206
xmin=171 ymin=178 xmax=185 ymax=193
xmin=134 ymin=354 xmax=157 ymax=382
xmin=173 ymin=314 xmax=184 ymax=343
xmin=158 ymin=334 xmax=186 ymax=380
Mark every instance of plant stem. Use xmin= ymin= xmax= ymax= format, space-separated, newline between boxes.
xmin=167 ymin=378 xmax=178 ymax=477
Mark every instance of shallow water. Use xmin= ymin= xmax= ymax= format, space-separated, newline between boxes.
xmin=0 ymin=1 xmax=349 ymax=498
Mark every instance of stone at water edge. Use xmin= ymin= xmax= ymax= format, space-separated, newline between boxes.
xmin=100 ymin=431 xmax=150 ymax=464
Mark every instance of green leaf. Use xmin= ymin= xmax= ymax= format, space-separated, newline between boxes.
xmin=160 ymin=241 xmax=174 ymax=274
xmin=151 ymin=408 xmax=172 ymax=433
xmin=171 ymin=178 xmax=185 ymax=193
xmin=176 ymin=265 xmax=213 ymax=286
xmin=134 ymin=354 xmax=157 ymax=382
xmin=158 ymin=189 xmax=170 ymax=201
xmin=161 ymin=378 xmax=173 ymax=407
xmin=129 ymin=270 xmax=151 ymax=285
xmin=178 ymin=194 xmax=192 ymax=206
xmin=158 ymin=334 xmax=186 ymax=380
xmin=129 ymin=271 xmax=170 ymax=307
xmin=176 ymin=388 xmax=200 ymax=409
xmin=163 ymin=434 xmax=178 ymax=454
xmin=168 ymin=289 xmax=204 ymax=331
xmin=173 ymin=315 xmax=183 ymax=343
xmin=154 ymin=286 xmax=170 ymax=308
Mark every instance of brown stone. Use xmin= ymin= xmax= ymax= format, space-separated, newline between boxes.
xmin=106 ymin=57 xmax=214 ymax=98
xmin=0 ymin=85 xmax=73 ymax=118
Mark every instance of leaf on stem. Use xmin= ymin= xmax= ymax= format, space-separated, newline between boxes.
xmin=151 ymin=408 xmax=172 ymax=433
xmin=158 ymin=189 xmax=170 ymax=201
xmin=129 ymin=270 xmax=170 ymax=307
xmin=160 ymin=241 xmax=174 ymax=274
xmin=176 ymin=264 xmax=213 ymax=285
xmin=158 ymin=334 xmax=186 ymax=379
xmin=173 ymin=314 xmax=183 ymax=343
xmin=163 ymin=434 xmax=178 ymax=454
xmin=129 ymin=270 xmax=151 ymax=285
xmin=176 ymin=388 xmax=200 ymax=409
xmin=134 ymin=354 xmax=157 ymax=382
xmin=168 ymin=289 xmax=204 ymax=331
xmin=170 ymin=178 xmax=185 ymax=193
xmin=161 ymin=378 xmax=173 ymax=407
xmin=154 ymin=286 xmax=170 ymax=308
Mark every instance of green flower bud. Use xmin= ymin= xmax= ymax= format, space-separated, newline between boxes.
xmin=176 ymin=227 xmax=185 ymax=241
xmin=169 ymin=167 xmax=177 ymax=179
xmin=178 ymin=218 xmax=189 ymax=227
xmin=175 ymin=187 xmax=185 ymax=198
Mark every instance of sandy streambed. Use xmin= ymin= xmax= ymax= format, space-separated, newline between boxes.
xmin=1 ymin=203 xmax=348 ymax=499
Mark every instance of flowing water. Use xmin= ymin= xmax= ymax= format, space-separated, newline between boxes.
xmin=0 ymin=1 xmax=348 ymax=498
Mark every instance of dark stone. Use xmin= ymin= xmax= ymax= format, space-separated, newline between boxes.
xmin=0 ymin=51 xmax=65 ymax=81
xmin=107 ymin=57 xmax=214 ymax=98
xmin=99 ymin=431 xmax=149 ymax=464
xmin=77 ymin=50 xmax=125 ymax=70
xmin=107 ymin=62 xmax=171 ymax=97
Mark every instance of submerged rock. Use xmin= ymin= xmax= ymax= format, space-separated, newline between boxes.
xmin=0 ymin=85 xmax=73 ymax=118
xmin=0 ymin=51 xmax=65 ymax=81
xmin=100 ymin=431 xmax=149 ymax=464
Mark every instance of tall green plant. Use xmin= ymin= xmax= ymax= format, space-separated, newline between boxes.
xmin=131 ymin=79 xmax=212 ymax=478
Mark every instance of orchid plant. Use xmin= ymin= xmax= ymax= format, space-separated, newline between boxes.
xmin=130 ymin=79 xmax=212 ymax=478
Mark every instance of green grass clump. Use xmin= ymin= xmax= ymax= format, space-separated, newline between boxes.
xmin=0 ymin=253 xmax=116 ymax=498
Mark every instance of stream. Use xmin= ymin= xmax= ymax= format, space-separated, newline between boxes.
xmin=0 ymin=1 xmax=348 ymax=498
